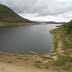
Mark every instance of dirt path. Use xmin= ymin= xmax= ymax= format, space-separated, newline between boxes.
xmin=0 ymin=62 xmax=60 ymax=72
xmin=57 ymin=40 xmax=63 ymax=53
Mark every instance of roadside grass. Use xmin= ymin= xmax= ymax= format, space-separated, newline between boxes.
xmin=62 ymin=36 xmax=72 ymax=49
xmin=61 ymin=29 xmax=72 ymax=56
xmin=50 ymin=26 xmax=72 ymax=71
xmin=42 ymin=63 xmax=49 ymax=69
xmin=45 ymin=66 xmax=49 ymax=69
xmin=34 ymin=60 xmax=42 ymax=63
xmin=67 ymin=33 xmax=72 ymax=43
xmin=57 ymin=55 xmax=72 ymax=63
xmin=42 ymin=56 xmax=53 ymax=60
xmin=53 ymin=38 xmax=59 ymax=52
xmin=16 ymin=56 xmax=23 ymax=59
xmin=8 ymin=61 xmax=12 ymax=63
xmin=52 ymin=59 xmax=66 ymax=66
xmin=63 ymin=50 xmax=72 ymax=55
xmin=37 ymin=54 xmax=53 ymax=60
xmin=62 ymin=64 xmax=72 ymax=71
xmin=34 ymin=63 xmax=42 ymax=69
xmin=52 ymin=54 xmax=72 ymax=71
xmin=34 ymin=62 xmax=50 ymax=69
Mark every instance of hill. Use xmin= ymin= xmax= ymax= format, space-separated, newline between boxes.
xmin=63 ymin=20 xmax=72 ymax=34
xmin=44 ymin=21 xmax=66 ymax=24
xmin=33 ymin=21 xmax=66 ymax=24
xmin=0 ymin=4 xmax=32 ymax=23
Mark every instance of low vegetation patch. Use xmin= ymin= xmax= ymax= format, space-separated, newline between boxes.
xmin=8 ymin=61 xmax=12 ymax=63
xmin=34 ymin=60 xmax=42 ymax=63
xmin=49 ymin=25 xmax=72 ymax=71
xmin=34 ymin=63 xmax=42 ymax=69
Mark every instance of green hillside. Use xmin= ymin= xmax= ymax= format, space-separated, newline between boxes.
xmin=49 ymin=21 xmax=72 ymax=72
xmin=0 ymin=4 xmax=32 ymax=23
xmin=63 ymin=20 xmax=72 ymax=34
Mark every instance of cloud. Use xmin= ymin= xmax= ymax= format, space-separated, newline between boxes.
xmin=58 ymin=0 xmax=72 ymax=2
xmin=0 ymin=0 xmax=72 ymax=22
xmin=0 ymin=0 xmax=37 ymax=13
xmin=0 ymin=0 xmax=72 ymax=16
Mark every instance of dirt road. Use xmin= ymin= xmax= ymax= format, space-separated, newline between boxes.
xmin=0 ymin=62 xmax=59 ymax=72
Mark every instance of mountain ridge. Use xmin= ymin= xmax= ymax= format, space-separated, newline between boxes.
xmin=0 ymin=4 xmax=32 ymax=23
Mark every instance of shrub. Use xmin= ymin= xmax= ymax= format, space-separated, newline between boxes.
xmin=63 ymin=64 xmax=72 ymax=71
xmin=8 ymin=61 xmax=12 ymax=63
xmin=34 ymin=60 xmax=42 ymax=63
xmin=34 ymin=64 xmax=42 ymax=69
xmin=52 ymin=59 xmax=66 ymax=66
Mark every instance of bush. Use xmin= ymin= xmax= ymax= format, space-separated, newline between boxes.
xmin=34 ymin=64 xmax=42 ymax=69
xmin=52 ymin=59 xmax=66 ymax=66
xmin=52 ymin=55 xmax=72 ymax=67
xmin=63 ymin=20 xmax=72 ymax=33
xmin=63 ymin=64 xmax=72 ymax=71
xmin=58 ymin=55 xmax=72 ymax=63
xmin=8 ymin=61 xmax=12 ymax=63
xmin=34 ymin=60 xmax=42 ymax=63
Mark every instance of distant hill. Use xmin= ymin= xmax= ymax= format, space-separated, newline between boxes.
xmin=0 ymin=4 xmax=32 ymax=23
xmin=34 ymin=21 xmax=66 ymax=24
xmin=44 ymin=21 xmax=66 ymax=24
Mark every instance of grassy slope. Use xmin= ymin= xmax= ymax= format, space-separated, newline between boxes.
xmin=0 ymin=4 xmax=32 ymax=26
xmin=50 ymin=26 xmax=72 ymax=72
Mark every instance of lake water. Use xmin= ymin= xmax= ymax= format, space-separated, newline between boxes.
xmin=0 ymin=24 xmax=62 ymax=55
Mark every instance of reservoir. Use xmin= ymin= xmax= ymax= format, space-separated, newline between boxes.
xmin=0 ymin=24 xmax=61 ymax=55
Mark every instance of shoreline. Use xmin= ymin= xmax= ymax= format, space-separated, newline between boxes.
xmin=0 ymin=22 xmax=41 ymax=26
xmin=0 ymin=23 xmax=57 ymax=56
xmin=0 ymin=25 xmax=61 ymax=57
xmin=0 ymin=25 xmax=72 ymax=72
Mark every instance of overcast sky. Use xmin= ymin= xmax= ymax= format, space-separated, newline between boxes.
xmin=0 ymin=0 xmax=72 ymax=22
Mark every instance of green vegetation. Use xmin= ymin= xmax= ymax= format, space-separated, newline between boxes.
xmin=34 ymin=60 xmax=42 ymax=63
xmin=52 ymin=59 xmax=66 ymax=66
xmin=8 ymin=61 xmax=12 ymax=63
xmin=53 ymin=39 xmax=59 ymax=52
xmin=50 ymin=29 xmax=59 ymax=52
xmin=37 ymin=54 xmax=53 ymax=60
xmin=49 ymin=22 xmax=72 ymax=72
xmin=34 ymin=63 xmax=42 ymax=69
xmin=0 ymin=4 xmax=32 ymax=24
xmin=63 ymin=64 xmax=72 ymax=71
xmin=63 ymin=20 xmax=72 ymax=33
xmin=44 ymin=65 xmax=49 ymax=69
xmin=52 ymin=55 xmax=72 ymax=66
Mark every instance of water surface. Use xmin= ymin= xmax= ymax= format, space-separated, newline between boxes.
xmin=0 ymin=24 xmax=61 ymax=54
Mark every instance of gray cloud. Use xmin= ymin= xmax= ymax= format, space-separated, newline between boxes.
xmin=0 ymin=0 xmax=37 ymax=13
xmin=0 ymin=0 xmax=72 ymax=17
xmin=29 ymin=0 xmax=72 ymax=16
